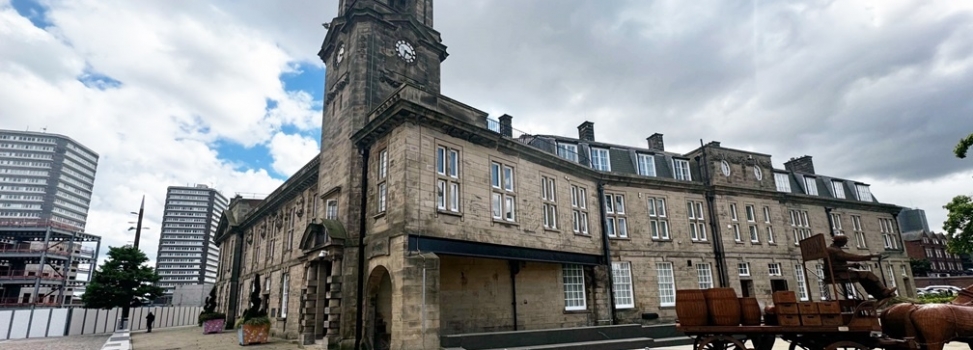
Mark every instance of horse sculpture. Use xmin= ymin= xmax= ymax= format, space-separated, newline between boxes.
xmin=880 ymin=285 xmax=973 ymax=350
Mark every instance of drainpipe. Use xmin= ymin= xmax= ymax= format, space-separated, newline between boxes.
xmin=354 ymin=145 xmax=371 ymax=350
xmin=699 ymin=141 xmax=729 ymax=287
xmin=508 ymin=260 xmax=519 ymax=330
xmin=596 ymin=182 xmax=617 ymax=324
xmin=227 ymin=228 xmax=244 ymax=328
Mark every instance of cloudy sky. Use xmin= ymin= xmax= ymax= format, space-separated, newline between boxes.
xmin=2 ymin=0 xmax=972 ymax=267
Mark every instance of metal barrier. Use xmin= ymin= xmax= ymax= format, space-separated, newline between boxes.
xmin=0 ymin=305 xmax=203 ymax=340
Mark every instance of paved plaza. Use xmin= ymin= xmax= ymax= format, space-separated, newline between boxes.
xmin=0 ymin=333 xmax=110 ymax=350
xmin=2 ymin=326 xmax=970 ymax=350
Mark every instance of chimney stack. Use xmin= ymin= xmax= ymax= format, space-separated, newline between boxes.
xmin=647 ymin=133 xmax=665 ymax=151
xmin=498 ymin=114 xmax=513 ymax=138
xmin=784 ymin=155 xmax=815 ymax=174
xmin=578 ymin=121 xmax=595 ymax=142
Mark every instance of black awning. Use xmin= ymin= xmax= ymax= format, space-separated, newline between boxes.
xmin=408 ymin=235 xmax=603 ymax=266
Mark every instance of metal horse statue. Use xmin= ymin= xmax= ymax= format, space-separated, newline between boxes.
xmin=880 ymin=284 xmax=973 ymax=350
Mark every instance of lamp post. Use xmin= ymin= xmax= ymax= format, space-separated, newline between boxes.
xmin=118 ymin=196 xmax=146 ymax=330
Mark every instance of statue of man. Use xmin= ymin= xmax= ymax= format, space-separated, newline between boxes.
xmin=826 ymin=235 xmax=896 ymax=298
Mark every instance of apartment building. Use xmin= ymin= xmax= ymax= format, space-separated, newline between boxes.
xmin=154 ymin=185 xmax=227 ymax=297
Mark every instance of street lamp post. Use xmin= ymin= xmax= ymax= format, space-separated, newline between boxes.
xmin=118 ymin=196 xmax=146 ymax=330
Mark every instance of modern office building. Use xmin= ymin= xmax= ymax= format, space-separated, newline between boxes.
xmin=0 ymin=129 xmax=99 ymax=230
xmin=0 ymin=129 xmax=101 ymax=306
xmin=154 ymin=185 xmax=227 ymax=297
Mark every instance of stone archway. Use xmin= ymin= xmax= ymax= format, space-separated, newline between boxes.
xmin=365 ymin=265 xmax=393 ymax=350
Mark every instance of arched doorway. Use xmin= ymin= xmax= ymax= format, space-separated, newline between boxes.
xmin=365 ymin=266 xmax=392 ymax=350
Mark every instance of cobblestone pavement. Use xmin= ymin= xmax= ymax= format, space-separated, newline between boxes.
xmin=0 ymin=333 xmax=110 ymax=350
xmin=131 ymin=326 xmax=302 ymax=350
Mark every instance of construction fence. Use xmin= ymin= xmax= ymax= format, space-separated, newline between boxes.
xmin=0 ymin=305 xmax=202 ymax=340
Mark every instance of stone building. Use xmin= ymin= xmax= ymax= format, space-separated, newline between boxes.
xmin=899 ymin=209 xmax=964 ymax=276
xmin=214 ymin=1 xmax=913 ymax=349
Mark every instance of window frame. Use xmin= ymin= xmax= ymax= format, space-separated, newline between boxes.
xmin=436 ymin=145 xmax=461 ymax=213
xmin=637 ymin=153 xmax=656 ymax=177
xmin=832 ymin=180 xmax=846 ymax=199
xmin=612 ymin=262 xmax=635 ymax=309
xmin=542 ymin=175 xmax=558 ymax=230
xmin=774 ymin=173 xmax=791 ymax=192
xmin=562 ymin=264 xmax=587 ymax=311
xmin=656 ymin=262 xmax=676 ymax=307
xmin=648 ymin=197 xmax=669 ymax=240
xmin=605 ymin=193 xmax=627 ymax=238
xmin=768 ymin=263 xmax=782 ymax=276
xmin=738 ymin=262 xmax=751 ymax=277
xmin=673 ymin=159 xmax=692 ymax=181
xmin=491 ymin=160 xmax=517 ymax=222
xmin=697 ymin=263 xmax=714 ymax=289
xmin=591 ymin=147 xmax=611 ymax=171
xmin=556 ymin=142 xmax=579 ymax=163
xmin=804 ymin=176 xmax=818 ymax=195
xmin=570 ymin=185 xmax=589 ymax=235
xmin=687 ymin=201 xmax=707 ymax=242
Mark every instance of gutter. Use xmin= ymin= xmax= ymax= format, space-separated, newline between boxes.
xmin=354 ymin=145 xmax=371 ymax=350
xmin=699 ymin=142 xmax=729 ymax=287
xmin=597 ymin=182 xmax=617 ymax=324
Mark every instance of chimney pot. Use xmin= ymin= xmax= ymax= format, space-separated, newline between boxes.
xmin=647 ymin=133 xmax=665 ymax=151
xmin=578 ymin=121 xmax=595 ymax=142
xmin=498 ymin=114 xmax=513 ymax=138
xmin=784 ymin=155 xmax=815 ymax=174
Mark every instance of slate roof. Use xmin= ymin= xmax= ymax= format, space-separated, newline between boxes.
xmin=525 ymin=134 xmax=688 ymax=181
xmin=772 ymin=171 xmax=879 ymax=204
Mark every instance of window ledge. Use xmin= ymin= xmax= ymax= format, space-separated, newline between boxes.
xmin=608 ymin=237 xmax=631 ymax=241
xmin=563 ymin=309 xmax=588 ymax=314
xmin=691 ymin=240 xmax=711 ymax=244
xmin=768 ymin=243 xmax=778 ymax=246
xmin=651 ymin=238 xmax=672 ymax=242
xmin=734 ymin=241 xmax=744 ymax=244
xmin=437 ymin=210 xmax=463 ymax=218
xmin=372 ymin=211 xmax=387 ymax=219
xmin=573 ymin=231 xmax=591 ymax=237
xmin=543 ymin=228 xmax=560 ymax=233
xmin=750 ymin=242 xmax=762 ymax=245
xmin=492 ymin=219 xmax=519 ymax=227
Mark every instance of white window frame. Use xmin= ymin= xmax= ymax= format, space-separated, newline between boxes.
xmin=768 ymin=263 xmax=782 ymax=276
xmin=436 ymin=146 xmax=461 ymax=213
xmin=673 ymin=159 xmax=692 ymax=181
xmin=767 ymin=226 xmax=776 ymax=244
xmin=795 ymin=265 xmax=809 ymax=301
xmin=732 ymin=224 xmax=742 ymax=242
xmin=749 ymin=225 xmax=760 ymax=243
xmin=571 ymin=185 xmax=589 ymax=235
xmin=612 ymin=262 xmax=635 ymax=309
xmin=325 ymin=199 xmax=338 ymax=220
xmin=648 ymin=197 xmax=669 ymax=240
xmin=856 ymin=184 xmax=872 ymax=202
xmin=832 ymin=180 xmax=846 ymax=199
xmin=729 ymin=203 xmax=738 ymax=221
xmin=637 ymin=153 xmax=656 ymax=177
xmin=804 ymin=176 xmax=818 ymax=195
xmin=562 ymin=264 xmax=586 ymax=311
xmin=542 ymin=176 xmax=558 ymax=230
xmin=774 ymin=173 xmax=791 ymax=192
xmin=491 ymin=161 xmax=516 ymax=222
xmin=657 ymin=262 xmax=676 ymax=307
xmin=280 ymin=273 xmax=289 ymax=318
xmin=763 ymin=206 xmax=771 ymax=223
xmin=697 ymin=263 xmax=714 ymax=289
xmin=556 ymin=142 xmax=578 ymax=162
xmin=688 ymin=201 xmax=707 ymax=241
xmin=738 ymin=262 xmax=751 ymax=276
xmin=606 ymin=193 xmax=627 ymax=238
xmin=591 ymin=147 xmax=611 ymax=171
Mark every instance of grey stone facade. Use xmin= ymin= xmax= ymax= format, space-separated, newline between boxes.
xmin=213 ymin=1 xmax=915 ymax=349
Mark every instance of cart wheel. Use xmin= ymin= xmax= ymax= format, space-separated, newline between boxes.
xmin=697 ymin=335 xmax=746 ymax=350
xmin=747 ymin=334 xmax=776 ymax=350
xmin=824 ymin=341 xmax=868 ymax=350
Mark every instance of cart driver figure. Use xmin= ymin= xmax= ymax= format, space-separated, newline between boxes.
xmin=826 ymin=235 xmax=897 ymax=299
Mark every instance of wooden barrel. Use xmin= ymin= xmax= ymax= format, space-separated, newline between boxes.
xmin=675 ymin=289 xmax=708 ymax=326
xmin=739 ymin=297 xmax=761 ymax=325
xmin=704 ymin=288 xmax=741 ymax=326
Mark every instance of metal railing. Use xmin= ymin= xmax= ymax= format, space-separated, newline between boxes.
xmin=0 ymin=269 xmax=68 ymax=280
xmin=0 ymin=246 xmax=73 ymax=257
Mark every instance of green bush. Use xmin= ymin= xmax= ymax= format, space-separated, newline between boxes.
xmin=917 ymin=293 xmax=956 ymax=304
xmin=235 ymin=315 xmax=270 ymax=328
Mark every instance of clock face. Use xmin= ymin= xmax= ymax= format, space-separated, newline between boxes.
xmin=753 ymin=166 xmax=763 ymax=180
xmin=395 ymin=40 xmax=415 ymax=63
xmin=720 ymin=160 xmax=731 ymax=176
xmin=336 ymin=44 xmax=345 ymax=64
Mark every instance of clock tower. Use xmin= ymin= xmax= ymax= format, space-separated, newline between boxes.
xmin=315 ymin=0 xmax=447 ymax=347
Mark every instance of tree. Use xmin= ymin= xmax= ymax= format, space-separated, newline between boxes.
xmin=955 ymin=133 xmax=973 ymax=158
xmin=82 ymin=246 xmax=164 ymax=309
xmin=909 ymin=258 xmax=932 ymax=277
xmin=945 ymin=195 xmax=973 ymax=255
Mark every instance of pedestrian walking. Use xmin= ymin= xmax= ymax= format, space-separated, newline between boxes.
xmin=145 ymin=312 xmax=155 ymax=333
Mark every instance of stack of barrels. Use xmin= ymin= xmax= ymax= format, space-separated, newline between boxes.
xmin=764 ymin=291 xmax=843 ymax=327
xmin=675 ymin=288 xmax=762 ymax=326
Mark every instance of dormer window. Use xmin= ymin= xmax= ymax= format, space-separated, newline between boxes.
xmin=637 ymin=154 xmax=656 ymax=176
xmin=556 ymin=142 xmax=578 ymax=163
xmin=673 ymin=159 xmax=692 ymax=181
xmin=832 ymin=180 xmax=845 ymax=199
xmin=591 ymin=148 xmax=610 ymax=171
xmin=804 ymin=176 xmax=818 ymax=195
xmin=774 ymin=173 xmax=791 ymax=192
xmin=856 ymin=184 xmax=872 ymax=202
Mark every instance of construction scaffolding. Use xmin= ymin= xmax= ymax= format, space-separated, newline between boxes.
xmin=0 ymin=219 xmax=101 ymax=307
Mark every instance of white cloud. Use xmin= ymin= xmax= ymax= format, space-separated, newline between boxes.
xmin=268 ymin=132 xmax=320 ymax=176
